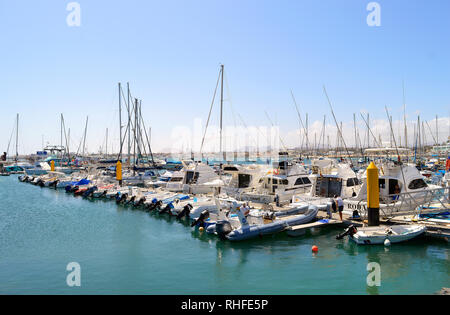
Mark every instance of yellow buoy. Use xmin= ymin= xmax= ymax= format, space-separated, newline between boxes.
xmin=50 ymin=160 xmax=55 ymax=172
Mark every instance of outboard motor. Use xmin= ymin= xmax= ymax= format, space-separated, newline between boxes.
xmin=125 ymin=195 xmax=136 ymax=206
xmin=100 ymin=190 xmax=108 ymax=198
xmin=215 ymin=220 xmax=233 ymax=239
xmin=116 ymin=193 xmax=128 ymax=204
xmin=176 ymin=204 xmax=193 ymax=220
xmin=83 ymin=186 xmax=97 ymax=198
xmin=65 ymin=185 xmax=73 ymax=192
xmin=146 ymin=199 xmax=160 ymax=212
xmin=69 ymin=185 xmax=79 ymax=193
xmin=159 ymin=202 xmax=174 ymax=215
xmin=191 ymin=210 xmax=210 ymax=228
xmin=50 ymin=180 xmax=59 ymax=188
xmin=134 ymin=197 xmax=146 ymax=207
xmin=336 ymin=225 xmax=358 ymax=240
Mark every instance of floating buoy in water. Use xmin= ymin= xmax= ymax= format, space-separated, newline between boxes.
xmin=384 ymin=239 xmax=391 ymax=247
xmin=199 ymin=227 xmax=204 ymax=232
xmin=312 ymin=245 xmax=318 ymax=253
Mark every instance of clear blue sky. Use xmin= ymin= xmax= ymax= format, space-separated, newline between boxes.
xmin=0 ymin=0 xmax=449 ymax=153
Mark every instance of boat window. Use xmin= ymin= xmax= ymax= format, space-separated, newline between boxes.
xmin=238 ymin=174 xmax=251 ymax=188
xmin=294 ymin=178 xmax=303 ymax=186
xmin=302 ymin=177 xmax=311 ymax=185
xmin=185 ymin=171 xmax=199 ymax=184
xmin=223 ymin=166 xmax=239 ymax=171
xmin=389 ymin=179 xmax=400 ymax=194
xmin=408 ymin=179 xmax=428 ymax=190
xmin=281 ymin=179 xmax=289 ymax=185
xmin=315 ymin=177 xmax=342 ymax=197
xmin=379 ymin=178 xmax=385 ymax=189
xmin=347 ymin=177 xmax=359 ymax=187
xmin=272 ymin=179 xmax=278 ymax=185
xmin=169 ymin=177 xmax=183 ymax=182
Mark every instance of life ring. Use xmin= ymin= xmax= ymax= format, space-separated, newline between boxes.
xmin=273 ymin=169 xmax=280 ymax=175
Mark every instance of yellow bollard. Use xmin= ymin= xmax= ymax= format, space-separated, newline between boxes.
xmin=116 ymin=160 xmax=122 ymax=186
xmin=50 ymin=160 xmax=55 ymax=172
xmin=367 ymin=162 xmax=380 ymax=226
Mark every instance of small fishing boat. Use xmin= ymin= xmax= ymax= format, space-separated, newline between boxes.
xmin=337 ymin=224 xmax=426 ymax=245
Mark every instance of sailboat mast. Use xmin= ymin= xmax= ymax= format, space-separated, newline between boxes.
xmin=15 ymin=113 xmax=19 ymax=162
xmin=127 ymin=82 xmax=131 ymax=166
xmin=403 ymin=81 xmax=408 ymax=148
xmin=220 ymin=64 xmax=224 ymax=160
xmin=118 ymin=82 xmax=122 ymax=161
xmin=82 ymin=116 xmax=88 ymax=157
xmin=436 ymin=115 xmax=439 ymax=144
xmin=106 ymin=128 xmax=108 ymax=157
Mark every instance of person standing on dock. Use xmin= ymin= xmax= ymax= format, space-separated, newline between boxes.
xmin=275 ymin=194 xmax=280 ymax=207
xmin=335 ymin=195 xmax=344 ymax=221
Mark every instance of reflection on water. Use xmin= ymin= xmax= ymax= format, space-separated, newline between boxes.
xmin=0 ymin=175 xmax=448 ymax=295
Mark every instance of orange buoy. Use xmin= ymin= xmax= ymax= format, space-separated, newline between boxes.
xmin=312 ymin=245 xmax=319 ymax=253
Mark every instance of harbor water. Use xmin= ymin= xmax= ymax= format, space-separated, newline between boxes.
xmin=0 ymin=175 xmax=448 ymax=295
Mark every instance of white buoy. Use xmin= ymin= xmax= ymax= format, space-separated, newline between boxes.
xmin=384 ymin=239 xmax=391 ymax=247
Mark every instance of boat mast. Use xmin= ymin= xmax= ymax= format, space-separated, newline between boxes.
xmin=82 ymin=116 xmax=88 ymax=157
xmin=15 ymin=113 xmax=19 ymax=163
xmin=436 ymin=115 xmax=439 ymax=144
xmin=127 ymin=82 xmax=131 ymax=167
xmin=403 ymin=81 xmax=408 ymax=148
xmin=220 ymin=64 xmax=224 ymax=161
xmin=367 ymin=113 xmax=370 ymax=149
xmin=106 ymin=128 xmax=108 ymax=157
xmin=118 ymin=82 xmax=122 ymax=161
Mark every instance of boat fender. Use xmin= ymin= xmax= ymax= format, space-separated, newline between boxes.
xmin=384 ymin=239 xmax=391 ymax=246
xmin=191 ymin=210 xmax=210 ymax=228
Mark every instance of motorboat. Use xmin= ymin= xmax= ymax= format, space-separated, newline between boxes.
xmin=337 ymin=224 xmax=426 ymax=245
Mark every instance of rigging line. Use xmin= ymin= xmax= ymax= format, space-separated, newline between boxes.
xmin=323 ymin=86 xmax=352 ymax=163
xmin=6 ymin=120 xmax=15 ymax=157
xmin=290 ymin=90 xmax=308 ymax=150
xmin=425 ymin=120 xmax=438 ymax=145
xmin=264 ymin=110 xmax=288 ymax=152
xmin=223 ymin=69 xmax=238 ymax=129
xmin=200 ymin=68 xmax=222 ymax=154
xmin=359 ymin=112 xmax=382 ymax=148
xmin=119 ymin=85 xmax=136 ymax=131
xmin=384 ymin=105 xmax=418 ymax=207
xmin=139 ymin=109 xmax=156 ymax=166
xmin=236 ymin=113 xmax=260 ymax=149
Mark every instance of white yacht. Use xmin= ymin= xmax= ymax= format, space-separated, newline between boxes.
xmin=165 ymin=162 xmax=221 ymax=194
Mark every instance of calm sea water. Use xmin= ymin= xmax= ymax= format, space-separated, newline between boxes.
xmin=0 ymin=175 xmax=448 ymax=295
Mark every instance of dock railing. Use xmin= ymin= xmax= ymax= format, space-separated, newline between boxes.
xmin=375 ymin=186 xmax=449 ymax=218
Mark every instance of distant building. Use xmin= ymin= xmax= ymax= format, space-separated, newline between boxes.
xmin=432 ymin=141 xmax=450 ymax=154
